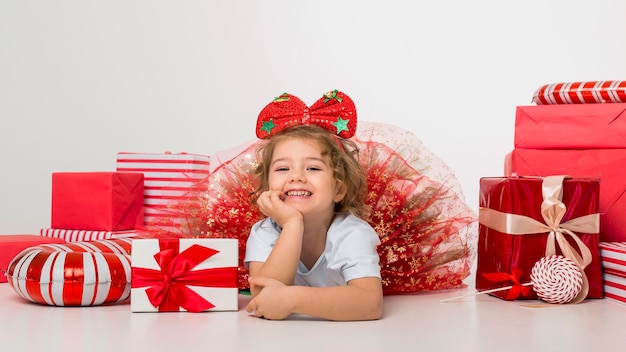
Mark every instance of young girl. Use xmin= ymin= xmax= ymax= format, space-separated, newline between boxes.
xmin=244 ymin=117 xmax=383 ymax=321
xmin=162 ymin=89 xmax=476 ymax=319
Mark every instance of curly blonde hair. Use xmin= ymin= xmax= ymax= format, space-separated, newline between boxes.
xmin=252 ymin=125 xmax=369 ymax=219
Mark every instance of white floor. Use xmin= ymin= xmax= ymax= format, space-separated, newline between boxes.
xmin=0 ymin=281 xmax=624 ymax=352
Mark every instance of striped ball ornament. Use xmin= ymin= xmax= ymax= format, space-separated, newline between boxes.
xmin=530 ymin=255 xmax=583 ymax=304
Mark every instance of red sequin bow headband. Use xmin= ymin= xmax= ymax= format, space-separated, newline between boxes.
xmin=256 ymin=90 xmax=357 ymax=139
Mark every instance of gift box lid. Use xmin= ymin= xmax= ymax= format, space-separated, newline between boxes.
xmin=515 ymin=103 xmax=626 ymax=149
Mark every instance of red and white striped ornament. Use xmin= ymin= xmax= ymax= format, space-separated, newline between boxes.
xmin=530 ymin=255 xmax=583 ymax=304
xmin=6 ymin=238 xmax=132 ymax=306
xmin=532 ymin=81 xmax=626 ymax=105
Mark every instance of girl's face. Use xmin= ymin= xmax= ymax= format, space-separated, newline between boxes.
xmin=268 ymin=138 xmax=345 ymax=218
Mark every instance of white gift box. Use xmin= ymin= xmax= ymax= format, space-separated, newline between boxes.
xmin=116 ymin=152 xmax=210 ymax=231
xmin=40 ymin=228 xmax=140 ymax=242
xmin=130 ymin=238 xmax=238 ymax=312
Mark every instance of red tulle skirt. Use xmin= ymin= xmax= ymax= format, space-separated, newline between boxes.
xmin=143 ymin=121 xmax=477 ymax=295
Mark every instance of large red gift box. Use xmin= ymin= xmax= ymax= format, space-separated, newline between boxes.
xmin=51 ymin=172 xmax=144 ymax=231
xmin=476 ymin=176 xmax=603 ymax=301
xmin=115 ymin=152 xmax=210 ymax=233
xmin=131 ymin=238 xmax=238 ymax=312
xmin=514 ymin=103 xmax=626 ymax=149
xmin=507 ymin=103 xmax=626 ymax=242
xmin=0 ymin=235 xmax=66 ymax=283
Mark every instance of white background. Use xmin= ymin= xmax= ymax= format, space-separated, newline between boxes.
xmin=1 ymin=1 xmax=625 ymax=234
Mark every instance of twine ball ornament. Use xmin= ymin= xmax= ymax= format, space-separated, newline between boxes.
xmin=530 ymin=255 xmax=583 ymax=304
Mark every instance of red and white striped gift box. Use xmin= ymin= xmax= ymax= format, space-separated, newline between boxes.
xmin=532 ymin=81 xmax=626 ymax=105
xmin=40 ymin=228 xmax=140 ymax=242
xmin=116 ymin=152 xmax=211 ymax=232
xmin=600 ymin=242 xmax=626 ymax=273
xmin=600 ymin=242 xmax=626 ymax=304
xmin=603 ymin=269 xmax=626 ymax=304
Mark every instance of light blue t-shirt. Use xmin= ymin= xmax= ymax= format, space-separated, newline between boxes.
xmin=244 ymin=213 xmax=381 ymax=286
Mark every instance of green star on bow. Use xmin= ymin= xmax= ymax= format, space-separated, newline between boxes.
xmin=261 ymin=119 xmax=277 ymax=134
xmin=333 ymin=117 xmax=349 ymax=134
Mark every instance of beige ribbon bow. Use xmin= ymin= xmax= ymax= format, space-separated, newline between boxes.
xmin=479 ymin=175 xmax=599 ymax=303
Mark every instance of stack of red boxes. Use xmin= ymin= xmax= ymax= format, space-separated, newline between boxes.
xmin=41 ymin=172 xmax=146 ymax=242
xmin=115 ymin=152 xmax=211 ymax=236
xmin=503 ymin=82 xmax=626 ymax=304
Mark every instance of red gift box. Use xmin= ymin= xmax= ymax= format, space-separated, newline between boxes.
xmin=514 ymin=103 xmax=626 ymax=149
xmin=0 ymin=235 xmax=66 ymax=283
xmin=476 ymin=176 xmax=603 ymax=301
xmin=506 ymin=148 xmax=626 ymax=242
xmin=51 ymin=172 xmax=145 ymax=231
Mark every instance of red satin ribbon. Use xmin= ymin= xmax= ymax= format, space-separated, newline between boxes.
xmin=481 ymin=267 xmax=531 ymax=300
xmin=132 ymin=239 xmax=237 ymax=312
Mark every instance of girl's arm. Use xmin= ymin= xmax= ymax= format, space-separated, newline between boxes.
xmin=248 ymin=219 xmax=303 ymax=297
xmin=249 ymin=190 xmax=304 ymax=297
xmin=246 ymin=276 xmax=383 ymax=321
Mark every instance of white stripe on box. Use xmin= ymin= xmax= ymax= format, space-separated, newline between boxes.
xmin=604 ymin=272 xmax=626 ymax=303
xmin=144 ymin=189 xmax=199 ymax=197
xmin=118 ymin=170 xmax=209 ymax=179
xmin=143 ymin=180 xmax=200 ymax=188
xmin=116 ymin=153 xmax=210 ymax=162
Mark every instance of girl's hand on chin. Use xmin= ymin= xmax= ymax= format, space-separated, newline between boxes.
xmin=257 ymin=190 xmax=302 ymax=227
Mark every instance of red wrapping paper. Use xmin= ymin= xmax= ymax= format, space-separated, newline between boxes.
xmin=506 ymin=148 xmax=626 ymax=242
xmin=476 ymin=176 xmax=603 ymax=300
xmin=0 ymin=235 xmax=65 ymax=283
xmin=51 ymin=172 xmax=145 ymax=231
xmin=514 ymin=104 xmax=626 ymax=149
